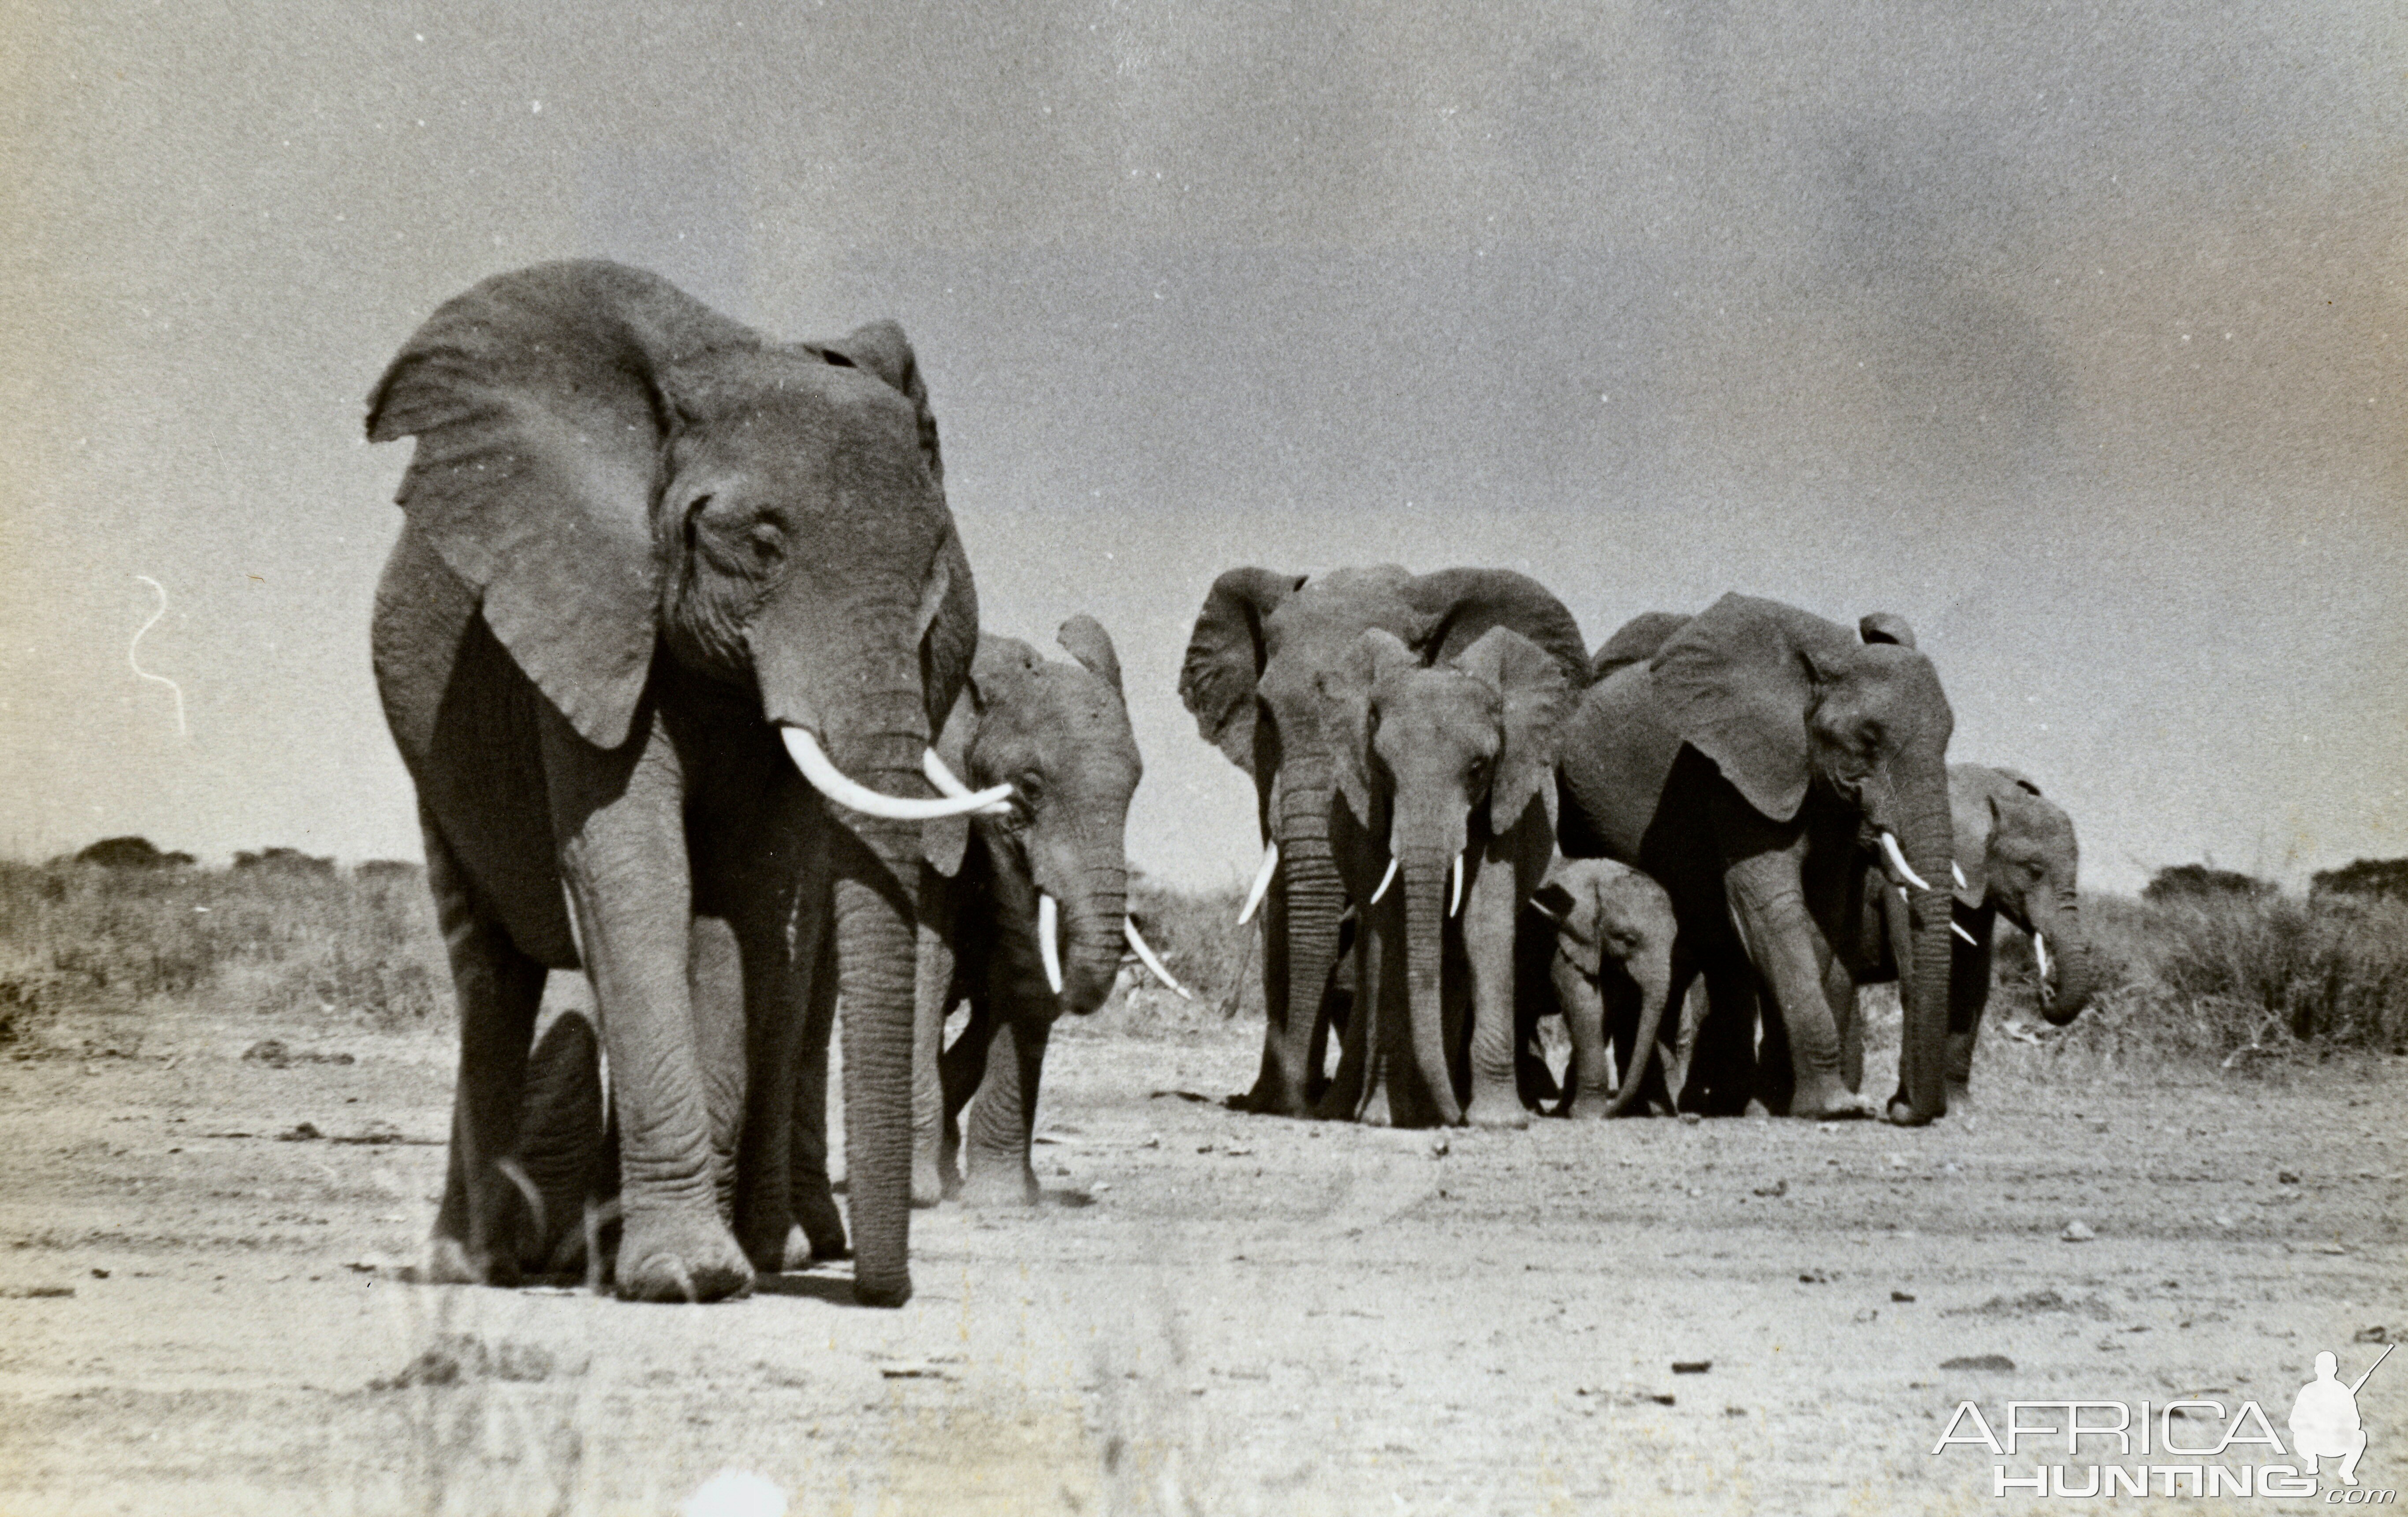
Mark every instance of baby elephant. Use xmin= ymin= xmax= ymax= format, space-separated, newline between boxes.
xmin=920 ymin=617 xmax=1149 ymax=1205
xmin=1521 ymin=857 xmax=1681 ymax=1119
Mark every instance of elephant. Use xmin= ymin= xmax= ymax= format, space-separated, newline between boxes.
xmin=1178 ymin=566 xmax=1589 ymax=1116
xmin=367 ymin=261 xmax=1006 ymax=1303
xmin=1315 ymin=625 xmax=1574 ymax=1127
xmin=1838 ymin=764 xmax=2101 ymax=1104
xmin=1521 ymin=855 xmax=1682 ymax=1119
xmin=908 ymin=617 xmax=1151 ymax=1206
xmin=1554 ymin=594 xmax=1959 ymax=1124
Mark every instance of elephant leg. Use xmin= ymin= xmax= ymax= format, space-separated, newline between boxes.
xmin=1555 ymin=956 xmax=1616 ymax=1121
xmin=1825 ymin=953 xmax=1863 ymax=1095
xmin=685 ymin=916 xmax=747 ymax=1227
xmin=1313 ymin=917 xmax=1380 ymax=1121
xmin=938 ymin=994 xmax=997 ymax=1199
xmin=545 ymin=711 xmax=753 ymax=1302
xmin=515 ymin=1008 xmax=611 ymax=1275
xmin=911 ymin=864 xmax=960 ymax=1208
xmin=960 ymin=1015 xmax=1050 ymax=1206
xmin=1461 ymin=858 xmax=1528 ymax=1129
xmin=422 ymin=812 xmax=550 ymax=1286
xmin=1946 ymin=907 xmax=1997 ymax=1106
xmin=1680 ymin=952 xmax=1759 ymax=1116
xmin=1721 ymin=837 xmax=1874 ymax=1122
xmin=784 ymin=926 xmax=848 ymax=1264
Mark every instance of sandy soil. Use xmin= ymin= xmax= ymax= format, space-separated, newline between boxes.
xmin=0 ymin=989 xmax=2401 ymax=1516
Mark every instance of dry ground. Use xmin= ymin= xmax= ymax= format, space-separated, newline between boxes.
xmin=0 ymin=985 xmax=2401 ymax=1516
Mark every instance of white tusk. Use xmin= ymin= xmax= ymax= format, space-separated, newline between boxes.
xmin=783 ymin=728 xmax=1013 ymax=821
xmin=1370 ymin=856 xmax=1399 ymax=904
xmin=1953 ymin=921 xmax=1979 ymax=945
xmin=1237 ymin=841 xmax=1279 ymax=925
xmin=1124 ymin=920 xmax=1192 ymax=1000
xmin=1897 ymin=886 xmax=1909 ymax=903
xmin=922 ymin=747 xmax=1015 ymax=817
xmin=1449 ymin=853 xmax=1465 ymax=918
xmin=1036 ymin=893 xmax=1063 ymax=996
xmin=2032 ymin=932 xmax=2051 ymax=983
xmin=1879 ymin=831 xmax=1932 ymax=892
xmin=1950 ymin=860 xmax=1968 ymax=891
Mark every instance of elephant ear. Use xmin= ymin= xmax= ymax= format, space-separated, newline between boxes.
xmin=366 ymin=261 xmax=760 ymax=750
xmin=923 ymin=680 xmax=978 ymax=879
xmin=1179 ymin=568 xmax=1305 ymax=775
xmin=1453 ymin=626 xmax=1569 ymax=837
xmin=1055 ymin=613 xmax=1123 ymax=699
xmin=1650 ymin=592 xmax=1842 ymax=824
xmin=1994 ymin=766 xmax=2043 ymax=798
xmin=824 ymin=319 xmax=944 ymax=490
xmin=1591 ymin=611 xmax=1691 ymax=683
xmin=1319 ymin=628 xmax=1406 ymax=829
xmin=1406 ymin=568 xmax=1590 ymax=686
xmin=1857 ymin=611 xmax=1918 ymax=649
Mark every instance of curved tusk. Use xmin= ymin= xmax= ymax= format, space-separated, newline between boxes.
xmin=921 ymin=749 xmax=1016 ymax=815
xmin=1237 ymin=841 xmax=1279 ymax=926
xmin=2032 ymin=931 xmax=2051 ymax=984
xmin=1879 ymin=831 xmax=1932 ymax=892
xmin=1952 ymin=921 xmax=1979 ymax=946
xmin=783 ymin=728 xmax=1013 ymax=821
xmin=1124 ymin=920 xmax=1192 ymax=1000
xmin=1369 ymin=856 xmax=1399 ymax=904
xmin=1448 ymin=853 xmax=1465 ymax=918
xmin=1034 ymin=893 xmax=1064 ymax=996
xmin=1950 ymin=860 xmax=1968 ymax=891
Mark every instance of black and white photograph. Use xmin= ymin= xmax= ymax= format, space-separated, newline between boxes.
xmin=1 ymin=3 xmax=2401 ymax=1511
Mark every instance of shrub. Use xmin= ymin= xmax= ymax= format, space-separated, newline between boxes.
xmin=2311 ymin=857 xmax=2408 ymax=904
xmin=72 ymin=836 xmax=192 ymax=869
xmin=2142 ymin=863 xmax=2275 ymax=905
xmin=233 ymin=847 xmax=338 ymax=876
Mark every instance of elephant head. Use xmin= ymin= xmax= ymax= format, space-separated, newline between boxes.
xmin=1178 ymin=565 xmax=1588 ymax=1115
xmin=1649 ymin=593 xmax=1957 ymax=1123
xmin=954 ymin=617 xmax=1144 ymax=1019
xmin=1950 ymin=765 xmax=2098 ymax=1025
xmin=1322 ymin=625 xmax=1571 ymax=1123
xmin=368 ymin=261 xmax=1002 ymax=1305
xmin=1527 ymin=856 xmax=1680 ymax=1119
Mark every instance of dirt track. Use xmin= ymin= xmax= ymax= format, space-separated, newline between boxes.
xmin=1 ymin=989 xmax=2401 ymax=1516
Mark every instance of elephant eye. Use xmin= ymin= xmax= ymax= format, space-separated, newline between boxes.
xmin=746 ymin=523 xmax=786 ymax=566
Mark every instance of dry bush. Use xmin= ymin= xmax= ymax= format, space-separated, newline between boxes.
xmin=2004 ymin=889 xmax=2408 ymax=1071
xmin=0 ymin=858 xmax=451 ymax=1041
xmin=1108 ymin=882 xmax=1264 ymax=1035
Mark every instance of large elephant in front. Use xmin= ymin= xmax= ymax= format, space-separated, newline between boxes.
xmin=368 ymin=261 xmax=1005 ymax=1303
xmin=1316 ymin=625 xmax=1577 ymax=1127
xmin=1554 ymin=594 xmax=1959 ymax=1124
xmin=910 ymin=618 xmax=1149 ymax=1205
xmin=1840 ymin=764 xmax=2101 ymax=1104
xmin=1178 ymin=567 xmax=1589 ymax=1116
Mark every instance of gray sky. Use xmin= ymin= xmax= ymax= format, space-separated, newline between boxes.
xmin=3 ymin=0 xmax=2401 ymax=894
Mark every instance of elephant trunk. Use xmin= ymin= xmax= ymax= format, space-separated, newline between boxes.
xmin=1053 ymin=852 xmax=1129 ymax=1017
xmin=1889 ymin=755 xmax=1957 ymax=1124
xmin=1604 ymin=950 xmax=1674 ymax=1119
xmin=2028 ymin=896 xmax=2100 ymax=1026
xmin=816 ymin=676 xmax=936 ymax=1309
xmin=1401 ymin=848 xmax=1462 ymax=1126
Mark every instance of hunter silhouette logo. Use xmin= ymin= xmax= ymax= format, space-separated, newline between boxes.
xmin=2292 ymin=1345 xmax=2390 ymax=1489
xmin=1932 ymin=1342 xmax=2393 ymax=1499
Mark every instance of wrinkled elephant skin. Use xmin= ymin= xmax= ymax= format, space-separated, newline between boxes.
xmin=370 ymin=261 xmax=986 ymax=1304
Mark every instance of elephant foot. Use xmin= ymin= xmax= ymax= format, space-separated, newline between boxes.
xmin=1793 ymin=1082 xmax=1881 ymax=1122
xmin=615 ymin=1209 xmax=754 ymax=1303
xmin=1233 ymin=1070 xmax=1313 ymax=1117
xmin=1944 ymin=1079 xmax=1974 ymax=1113
xmin=425 ymin=1235 xmax=522 ymax=1288
xmin=1564 ymin=1096 xmax=1618 ymax=1122
xmin=911 ymin=1156 xmax=946 ymax=1210
xmin=1468 ymin=1097 xmax=1530 ymax=1132
xmin=1883 ymin=1099 xmax=1938 ymax=1127
xmin=779 ymin=1223 xmax=849 ymax=1270
xmin=959 ymin=1166 xmax=1041 ymax=1208
xmin=1357 ymin=1083 xmax=1395 ymax=1128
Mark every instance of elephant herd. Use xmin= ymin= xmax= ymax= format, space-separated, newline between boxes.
xmin=362 ymin=261 xmax=2097 ymax=1307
